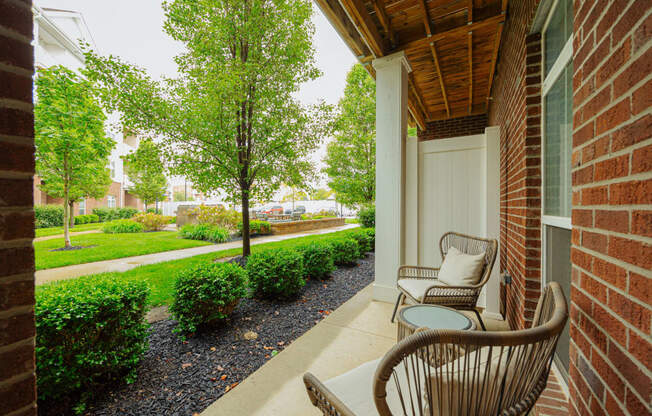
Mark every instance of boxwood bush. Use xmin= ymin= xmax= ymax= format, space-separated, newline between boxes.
xmin=328 ymin=238 xmax=360 ymax=266
xmin=102 ymin=219 xmax=144 ymax=234
xmin=35 ymin=205 xmax=64 ymax=228
xmin=74 ymin=214 xmax=100 ymax=225
xmin=237 ymin=219 xmax=272 ymax=236
xmin=36 ymin=275 xmax=149 ymax=408
xmin=179 ymin=223 xmax=230 ymax=243
xmin=357 ymin=205 xmax=375 ymax=228
xmin=347 ymin=229 xmax=374 ymax=255
xmin=247 ymin=248 xmax=305 ymax=298
xmin=170 ymin=263 xmax=248 ymax=334
xmin=363 ymin=227 xmax=375 ymax=250
xmin=296 ymin=242 xmax=335 ymax=280
xmin=93 ymin=207 xmax=138 ymax=222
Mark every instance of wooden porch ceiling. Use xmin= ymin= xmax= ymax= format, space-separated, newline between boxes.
xmin=316 ymin=0 xmax=507 ymax=129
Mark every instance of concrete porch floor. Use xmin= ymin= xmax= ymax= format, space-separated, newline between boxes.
xmin=202 ymin=284 xmax=509 ymax=416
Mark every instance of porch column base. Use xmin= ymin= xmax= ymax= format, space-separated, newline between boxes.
xmin=372 ymin=283 xmax=400 ymax=304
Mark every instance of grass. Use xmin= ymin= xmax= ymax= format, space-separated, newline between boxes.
xmin=345 ymin=218 xmax=359 ymax=224
xmin=37 ymin=229 xmax=356 ymax=307
xmin=35 ymin=223 xmax=103 ymax=237
xmin=35 ymin=231 xmax=211 ymax=270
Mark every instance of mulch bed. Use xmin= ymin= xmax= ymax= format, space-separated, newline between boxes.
xmin=49 ymin=245 xmax=97 ymax=252
xmin=67 ymin=253 xmax=374 ymax=416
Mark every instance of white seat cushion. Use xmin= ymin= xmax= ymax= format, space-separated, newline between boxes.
xmin=437 ymin=247 xmax=485 ymax=287
xmin=398 ymin=278 xmax=446 ymax=302
xmin=324 ymin=358 xmax=414 ymax=415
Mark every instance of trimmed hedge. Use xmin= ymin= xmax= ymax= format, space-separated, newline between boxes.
xmin=132 ymin=212 xmax=168 ymax=231
xmin=347 ymin=229 xmax=373 ymax=255
xmin=296 ymin=242 xmax=335 ymax=280
xmin=179 ymin=223 xmax=230 ymax=243
xmin=363 ymin=227 xmax=375 ymax=250
xmin=36 ymin=275 xmax=149 ymax=407
xmin=328 ymin=238 xmax=360 ymax=266
xmin=74 ymin=214 xmax=100 ymax=225
xmin=357 ymin=205 xmax=375 ymax=228
xmin=247 ymin=248 xmax=305 ymax=298
xmin=93 ymin=207 xmax=139 ymax=222
xmin=170 ymin=262 xmax=248 ymax=335
xmin=35 ymin=205 xmax=64 ymax=228
xmin=102 ymin=219 xmax=144 ymax=234
xmin=238 ymin=219 xmax=272 ymax=236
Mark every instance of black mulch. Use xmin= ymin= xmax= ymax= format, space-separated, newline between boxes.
xmin=74 ymin=253 xmax=374 ymax=416
xmin=49 ymin=245 xmax=97 ymax=252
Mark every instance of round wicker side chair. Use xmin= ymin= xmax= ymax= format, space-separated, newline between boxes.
xmin=391 ymin=232 xmax=498 ymax=330
xmin=304 ymin=282 xmax=568 ymax=416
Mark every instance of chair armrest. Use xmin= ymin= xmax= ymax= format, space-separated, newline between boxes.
xmin=303 ymin=372 xmax=356 ymax=416
xmin=398 ymin=265 xmax=440 ymax=280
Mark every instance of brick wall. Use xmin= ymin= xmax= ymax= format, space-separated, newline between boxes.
xmin=417 ymin=114 xmax=488 ymax=141
xmin=488 ymin=0 xmax=542 ymax=330
xmin=0 ymin=0 xmax=38 ymax=414
xmin=569 ymin=1 xmax=651 ymax=415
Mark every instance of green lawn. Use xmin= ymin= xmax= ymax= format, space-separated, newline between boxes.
xmin=35 ymin=223 xmax=104 ymax=238
xmin=38 ymin=229 xmax=356 ymax=307
xmin=345 ymin=218 xmax=359 ymax=224
xmin=35 ymin=231 xmax=211 ymax=270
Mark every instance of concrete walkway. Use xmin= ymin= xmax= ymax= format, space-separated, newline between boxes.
xmin=34 ymin=229 xmax=100 ymax=242
xmin=201 ymin=285 xmax=509 ymax=415
xmin=35 ymin=224 xmax=358 ymax=285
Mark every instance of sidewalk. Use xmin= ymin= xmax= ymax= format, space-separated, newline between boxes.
xmin=35 ymin=224 xmax=358 ymax=285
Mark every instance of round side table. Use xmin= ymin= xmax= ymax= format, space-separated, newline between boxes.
xmin=397 ymin=304 xmax=475 ymax=341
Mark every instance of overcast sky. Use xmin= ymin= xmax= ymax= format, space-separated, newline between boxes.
xmin=36 ymin=0 xmax=358 ymax=189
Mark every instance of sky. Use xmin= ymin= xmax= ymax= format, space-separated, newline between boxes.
xmin=36 ymin=0 xmax=358 ymax=188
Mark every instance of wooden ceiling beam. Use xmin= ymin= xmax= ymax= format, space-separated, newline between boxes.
xmin=468 ymin=0 xmax=473 ymax=22
xmin=417 ymin=0 xmax=433 ymax=37
xmin=371 ymin=0 xmax=396 ymax=47
xmin=429 ymin=41 xmax=450 ymax=118
xmin=408 ymin=72 xmax=429 ymax=120
xmin=313 ymin=0 xmax=371 ymax=58
xmin=338 ymin=0 xmax=388 ymax=57
xmin=485 ymin=21 xmax=504 ymax=110
xmin=467 ymin=31 xmax=472 ymax=114
xmin=408 ymin=101 xmax=426 ymax=131
xmin=396 ymin=13 xmax=506 ymax=52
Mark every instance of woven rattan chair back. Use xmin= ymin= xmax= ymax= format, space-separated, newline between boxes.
xmin=373 ymin=282 xmax=568 ymax=416
xmin=439 ymin=232 xmax=498 ymax=289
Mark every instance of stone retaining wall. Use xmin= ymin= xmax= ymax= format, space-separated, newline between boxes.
xmin=270 ymin=218 xmax=345 ymax=235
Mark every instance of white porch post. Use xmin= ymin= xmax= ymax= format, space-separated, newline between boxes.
xmin=372 ymin=51 xmax=411 ymax=302
xmin=483 ymin=126 xmax=502 ymax=319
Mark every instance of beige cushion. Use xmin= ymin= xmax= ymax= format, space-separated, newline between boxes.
xmin=437 ymin=247 xmax=485 ymax=287
xmin=398 ymin=278 xmax=446 ymax=302
xmin=324 ymin=358 xmax=415 ymax=415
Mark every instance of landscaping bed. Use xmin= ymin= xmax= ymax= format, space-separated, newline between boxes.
xmin=80 ymin=254 xmax=374 ymax=416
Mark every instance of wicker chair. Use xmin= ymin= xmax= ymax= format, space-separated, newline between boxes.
xmin=304 ymin=282 xmax=568 ymax=416
xmin=391 ymin=232 xmax=498 ymax=330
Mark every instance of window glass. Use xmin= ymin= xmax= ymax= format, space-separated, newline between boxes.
xmin=545 ymin=0 xmax=573 ymax=75
xmin=107 ymin=195 xmax=116 ymax=208
xmin=544 ymin=62 xmax=573 ymax=217
xmin=79 ymin=199 xmax=86 ymax=215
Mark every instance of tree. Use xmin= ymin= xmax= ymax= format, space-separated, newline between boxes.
xmin=173 ymin=191 xmax=194 ymax=202
xmin=123 ymin=139 xmax=168 ymax=211
xmin=323 ymin=64 xmax=375 ymax=208
xmin=84 ymin=0 xmax=326 ymax=256
xmin=35 ymin=66 xmax=115 ymax=247
xmin=66 ymin=162 xmax=112 ymax=228
xmin=310 ymin=187 xmax=333 ymax=200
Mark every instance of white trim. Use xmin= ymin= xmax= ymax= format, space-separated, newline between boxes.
xmin=372 ymin=283 xmax=399 ymax=303
xmin=542 ymin=215 xmax=572 ymax=229
xmin=372 ymin=51 xmax=412 ymax=72
xmin=543 ymin=38 xmax=573 ymax=95
xmin=418 ymin=133 xmax=485 ymax=154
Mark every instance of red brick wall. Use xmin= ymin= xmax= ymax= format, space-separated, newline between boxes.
xmin=0 ymin=0 xmax=38 ymax=414
xmin=417 ymin=114 xmax=488 ymax=141
xmin=569 ymin=1 xmax=651 ymax=415
xmin=488 ymin=0 xmax=542 ymax=330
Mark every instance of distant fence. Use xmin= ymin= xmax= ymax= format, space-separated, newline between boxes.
xmin=161 ymin=199 xmax=357 ymax=217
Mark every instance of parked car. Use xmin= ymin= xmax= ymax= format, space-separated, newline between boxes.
xmin=293 ymin=205 xmax=306 ymax=214
xmin=260 ymin=205 xmax=283 ymax=215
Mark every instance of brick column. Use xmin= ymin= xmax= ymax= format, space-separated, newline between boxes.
xmin=0 ymin=0 xmax=38 ymax=415
xmin=569 ymin=1 xmax=651 ymax=415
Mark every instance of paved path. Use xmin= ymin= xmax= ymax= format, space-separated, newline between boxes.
xmin=35 ymin=224 xmax=358 ymax=285
xmin=34 ymin=229 xmax=101 ymax=242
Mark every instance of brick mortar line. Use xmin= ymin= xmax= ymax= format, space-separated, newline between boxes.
xmin=0 ymin=25 xmax=32 ymax=45
xmin=0 ymin=239 xmax=34 ymax=250
xmin=0 ymin=272 xmax=34 ymax=284
xmin=0 ymin=370 xmax=33 ymax=391
xmin=0 ymin=98 xmax=33 ymax=112
xmin=0 ymin=304 xmax=33 ymax=319
xmin=573 ymin=245 xmax=652 ymax=279
xmin=4 ymin=0 xmax=33 ymax=11
xmin=572 ymin=112 xmax=652 ymax=155
xmin=0 ymin=337 xmax=33 ymax=355
xmin=0 ymin=171 xmax=35 ymax=180
xmin=0 ymin=135 xmax=35 ymax=145
xmin=572 ymin=225 xmax=652 ymax=245
xmin=572 ymin=203 xmax=652 ymax=211
xmin=5 ymin=404 xmax=37 ymax=416
xmin=0 ymin=62 xmax=33 ymax=78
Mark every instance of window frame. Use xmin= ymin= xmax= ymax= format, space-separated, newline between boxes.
xmin=107 ymin=195 xmax=116 ymax=208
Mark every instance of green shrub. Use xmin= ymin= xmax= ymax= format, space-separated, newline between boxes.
xmin=36 ymin=275 xmax=149 ymax=406
xmin=247 ymin=248 xmax=305 ymax=298
xmin=328 ymin=238 xmax=359 ymax=266
xmin=74 ymin=214 xmax=99 ymax=225
xmin=179 ymin=223 xmax=230 ymax=243
xmin=93 ymin=207 xmax=138 ymax=222
xmin=117 ymin=207 xmax=138 ymax=219
xmin=35 ymin=205 xmax=64 ymax=228
xmin=357 ymin=205 xmax=375 ymax=228
xmin=102 ymin=219 xmax=144 ymax=234
xmin=238 ymin=219 xmax=272 ymax=235
xmin=363 ymin=227 xmax=375 ymax=251
xmin=170 ymin=262 xmax=248 ymax=334
xmin=347 ymin=229 xmax=373 ymax=255
xmin=132 ymin=212 xmax=168 ymax=231
xmin=189 ymin=204 xmax=240 ymax=231
xmin=296 ymin=242 xmax=335 ymax=280
xmin=207 ymin=226 xmax=230 ymax=243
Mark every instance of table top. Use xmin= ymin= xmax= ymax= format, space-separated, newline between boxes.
xmin=398 ymin=305 xmax=474 ymax=331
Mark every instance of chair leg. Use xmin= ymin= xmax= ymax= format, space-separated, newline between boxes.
xmin=391 ymin=293 xmax=404 ymax=323
xmin=473 ymin=308 xmax=487 ymax=331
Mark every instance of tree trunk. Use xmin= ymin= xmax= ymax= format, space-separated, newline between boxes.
xmin=69 ymin=200 xmax=75 ymax=229
xmin=241 ymin=191 xmax=251 ymax=257
xmin=63 ymin=189 xmax=71 ymax=248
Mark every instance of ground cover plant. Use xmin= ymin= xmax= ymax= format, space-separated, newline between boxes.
xmin=36 ymin=274 xmax=149 ymax=413
xmin=35 ymin=231 xmax=211 ymax=270
xmin=170 ymin=263 xmax=248 ymax=335
xmin=53 ymin=229 xmax=359 ymax=307
xmin=35 ymin=222 xmax=104 ymax=238
xmin=102 ymin=219 xmax=145 ymax=234
xmin=179 ymin=223 xmax=230 ymax=243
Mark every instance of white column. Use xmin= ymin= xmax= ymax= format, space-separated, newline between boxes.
xmin=483 ymin=126 xmax=502 ymax=319
xmin=372 ymin=51 xmax=411 ymax=303
xmin=405 ymin=135 xmax=419 ymax=265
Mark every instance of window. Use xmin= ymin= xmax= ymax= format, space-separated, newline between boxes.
xmin=107 ymin=195 xmax=116 ymax=208
xmin=541 ymin=0 xmax=573 ymax=382
xmin=110 ymin=161 xmax=116 ymax=179
xmin=79 ymin=198 xmax=86 ymax=215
